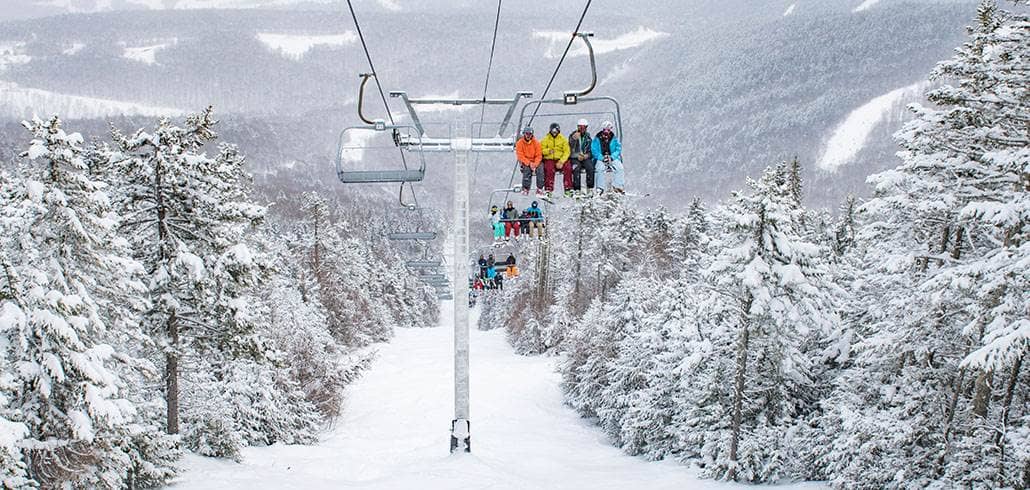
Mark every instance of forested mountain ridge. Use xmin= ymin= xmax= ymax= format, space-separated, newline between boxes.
xmin=0 ymin=0 xmax=980 ymax=208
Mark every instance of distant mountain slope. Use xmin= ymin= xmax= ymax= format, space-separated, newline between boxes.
xmin=0 ymin=1 xmax=980 ymax=208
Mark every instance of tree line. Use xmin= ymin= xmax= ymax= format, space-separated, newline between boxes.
xmin=0 ymin=108 xmax=439 ymax=488
xmin=481 ymin=2 xmax=1027 ymax=487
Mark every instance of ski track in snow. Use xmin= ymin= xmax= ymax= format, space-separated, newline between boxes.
xmin=534 ymin=27 xmax=669 ymax=59
xmin=0 ymin=81 xmax=182 ymax=121
xmin=817 ymin=82 xmax=925 ymax=172
xmin=784 ymin=3 xmax=797 ymax=16
xmin=853 ymin=0 xmax=881 ymax=12
xmin=173 ymin=302 xmax=827 ymax=489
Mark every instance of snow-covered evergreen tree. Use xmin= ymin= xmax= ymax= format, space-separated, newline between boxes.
xmin=0 ymin=117 xmax=176 ymax=488
xmin=690 ymin=165 xmax=837 ymax=482
xmin=111 ymin=108 xmax=270 ymax=448
xmin=823 ymin=3 xmax=1028 ymax=487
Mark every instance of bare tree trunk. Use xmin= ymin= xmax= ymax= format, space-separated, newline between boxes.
xmin=972 ymin=369 xmax=993 ymax=418
xmin=165 ymin=312 xmax=179 ymax=434
xmin=573 ymin=206 xmax=585 ymax=308
xmin=728 ymin=295 xmax=753 ymax=481
xmin=996 ymin=355 xmax=1023 ymax=486
xmin=951 ymin=226 xmax=964 ymax=260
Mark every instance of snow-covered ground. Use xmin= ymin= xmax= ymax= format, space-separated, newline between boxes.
xmin=817 ymin=82 xmax=926 ymax=171
xmin=123 ymin=41 xmax=176 ymax=65
xmin=0 ymin=81 xmax=182 ymax=120
xmin=173 ymin=301 xmax=827 ymax=489
xmin=256 ymin=32 xmax=357 ymax=60
xmin=534 ymin=27 xmax=669 ymax=59
xmin=853 ymin=0 xmax=882 ymax=13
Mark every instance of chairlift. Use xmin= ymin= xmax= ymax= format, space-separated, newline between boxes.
xmin=516 ymin=32 xmax=624 ymax=150
xmin=335 ymin=120 xmax=427 ymax=184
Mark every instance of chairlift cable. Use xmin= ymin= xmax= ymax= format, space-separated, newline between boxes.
xmin=498 ymin=0 xmax=593 ymax=210
xmin=344 ymin=0 xmax=413 ymax=175
xmin=528 ymin=0 xmax=593 ymax=126
xmin=470 ymin=0 xmax=505 ymax=191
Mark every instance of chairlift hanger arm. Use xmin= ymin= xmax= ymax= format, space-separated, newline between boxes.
xmin=565 ymin=32 xmax=597 ymax=99
xmin=357 ymin=73 xmax=376 ymax=125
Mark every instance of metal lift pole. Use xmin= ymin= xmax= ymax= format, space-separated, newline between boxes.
xmin=450 ymin=121 xmax=472 ymax=453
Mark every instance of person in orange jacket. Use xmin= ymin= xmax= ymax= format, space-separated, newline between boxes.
xmin=540 ymin=122 xmax=571 ymax=197
xmin=515 ymin=126 xmax=544 ymax=196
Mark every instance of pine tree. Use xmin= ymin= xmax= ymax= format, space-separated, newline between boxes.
xmin=699 ymin=165 xmax=836 ymax=482
xmin=0 ymin=117 xmax=176 ymax=488
xmin=825 ymin=3 xmax=1028 ymax=486
xmin=112 ymin=108 xmax=266 ymax=437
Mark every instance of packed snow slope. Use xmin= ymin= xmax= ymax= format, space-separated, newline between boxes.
xmin=173 ymin=302 xmax=825 ymax=489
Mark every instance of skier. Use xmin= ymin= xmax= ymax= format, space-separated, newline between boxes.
xmin=525 ymin=201 xmax=544 ymax=239
xmin=519 ymin=210 xmax=531 ymax=239
xmin=478 ymin=254 xmax=488 ymax=279
xmin=515 ymin=126 xmax=544 ymax=196
xmin=591 ymin=120 xmax=625 ymax=194
xmin=490 ymin=205 xmax=504 ymax=243
xmin=569 ymin=118 xmax=595 ymax=195
xmin=540 ymin=122 xmax=571 ymax=198
xmin=502 ymin=200 xmax=520 ymax=240
xmin=485 ymin=265 xmax=497 ymax=289
xmin=505 ymin=254 xmax=518 ymax=278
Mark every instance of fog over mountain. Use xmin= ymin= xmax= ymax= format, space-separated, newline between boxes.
xmin=0 ymin=0 xmax=980 ymax=208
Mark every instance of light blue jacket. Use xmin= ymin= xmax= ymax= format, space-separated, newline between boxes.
xmin=591 ymin=133 xmax=622 ymax=161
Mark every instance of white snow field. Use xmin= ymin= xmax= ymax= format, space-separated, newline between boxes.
xmin=817 ymin=82 xmax=926 ymax=172
xmin=0 ymin=81 xmax=182 ymax=120
xmin=174 ymin=302 xmax=827 ymax=489
xmin=256 ymin=32 xmax=357 ymax=60
xmin=534 ymin=27 xmax=669 ymax=59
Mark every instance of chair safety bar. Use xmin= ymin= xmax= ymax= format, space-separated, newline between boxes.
xmin=388 ymin=232 xmax=437 ymax=241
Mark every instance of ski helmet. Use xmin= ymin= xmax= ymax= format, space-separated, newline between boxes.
xmin=549 ymin=122 xmax=560 ymax=132
xmin=577 ymin=118 xmax=589 ymax=127
xmin=522 ymin=126 xmax=534 ymax=135
xmin=531 ymin=201 xmax=538 ymax=207
xmin=601 ymin=120 xmax=615 ymax=131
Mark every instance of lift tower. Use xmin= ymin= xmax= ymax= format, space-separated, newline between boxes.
xmin=374 ymin=85 xmax=532 ymax=453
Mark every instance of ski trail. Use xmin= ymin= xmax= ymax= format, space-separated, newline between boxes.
xmin=174 ymin=302 xmax=825 ymax=489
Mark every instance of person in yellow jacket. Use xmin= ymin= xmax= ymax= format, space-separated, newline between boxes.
xmin=540 ymin=122 xmax=571 ymax=197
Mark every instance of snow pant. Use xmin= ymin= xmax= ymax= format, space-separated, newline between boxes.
xmin=595 ymin=158 xmax=625 ymax=191
xmin=526 ymin=220 xmax=544 ymax=238
xmin=504 ymin=221 xmax=520 ymax=238
xmin=543 ymin=160 xmax=573 ymax=192
xmin=492 ymin=222 xmax=504 ymax=240
xmin=555 ymin=161 xmax=574 ymax=192
xmin=506 ymin=265 xmax=518 ymax=278
xmin=479 ymin=267 xmax=487 ymax=278
xmin=542 ymin=159 xmax=557 ymax=192
xmin=573 ymin=158 xmax=596 ymax=190
xmin=521 ymin=164 xmax=544 ymax=192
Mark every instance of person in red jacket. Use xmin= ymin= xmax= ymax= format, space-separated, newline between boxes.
xmin=515 ymin=126 xmax=544 ymax=197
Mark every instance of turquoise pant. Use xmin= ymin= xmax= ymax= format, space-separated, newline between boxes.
xmin=493 ymin=222 xmax=504 ymax=239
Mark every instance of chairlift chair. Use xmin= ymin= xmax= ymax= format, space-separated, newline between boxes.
xmin=335 ymin=121 xmax=427 ymax=184
xmin=516 ymin=32 xmax=625 ymax=156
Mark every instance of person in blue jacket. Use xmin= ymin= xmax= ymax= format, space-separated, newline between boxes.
xmin=524 ymin=201 xmax=544 ymax=238
xmin=591 ymin=120 xmax=625 ymax=194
